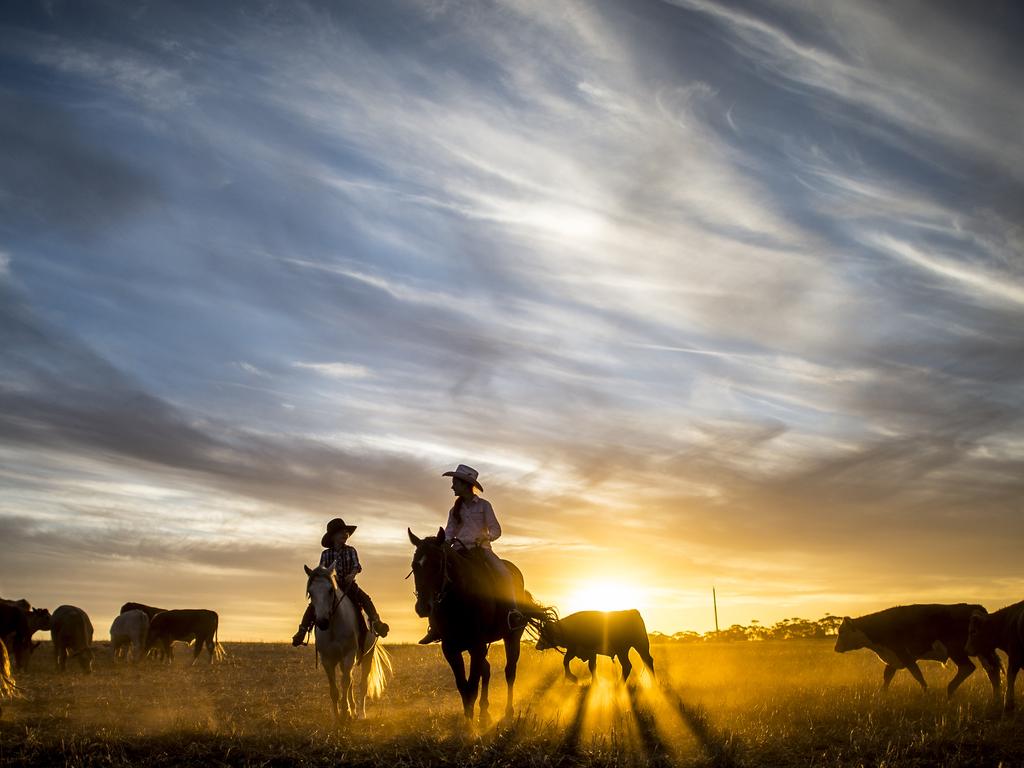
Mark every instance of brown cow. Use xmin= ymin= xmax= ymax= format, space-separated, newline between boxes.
xmin=835 ymin=603 xmax=1001 ymax=704
xmin=536 ymin=609 xmax=655 ymax=682
xmin=0 ymin=604 xmax=35 ymax=671
xmin=967 ymin=600 xmax=1024 ymax=713
xmin=119 ymin=602 xmax=167 ymax=622
xmin=51 ymin=605 xmax=95 ymax=673
xmin=145 ymin=609 xmax=224 ymax=665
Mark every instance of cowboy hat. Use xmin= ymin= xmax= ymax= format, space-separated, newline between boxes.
xmin=321 ymin=517 xmax=357 ymax=547
xmin=442 ymin=464 xmax=483 ymax=492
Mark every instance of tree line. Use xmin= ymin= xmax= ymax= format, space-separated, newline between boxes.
xmin=649 ymin=614 xmax=844 ymax=644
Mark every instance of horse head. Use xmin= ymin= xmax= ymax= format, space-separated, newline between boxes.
xmin=304 ymin=564 xmax=339 ymax=631
xmin=407 ymin=527 xmax=449 ymax=619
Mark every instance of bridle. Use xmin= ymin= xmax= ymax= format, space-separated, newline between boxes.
xmin=410 ymin=539 xmax=454 ymax=611
xmin=306 ymin=569 xmax=345 ymax=623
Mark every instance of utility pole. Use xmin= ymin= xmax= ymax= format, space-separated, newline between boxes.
xmin=713 ymin=587 xmax=719 ymax=634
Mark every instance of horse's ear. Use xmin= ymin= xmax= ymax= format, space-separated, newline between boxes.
xmin=304 ymin=564 xmax=313 ymax=576
xmin=408 ymin=528 xmax=421 ymax=546
xmin=437 ymin=526 xmax=445 ymax=541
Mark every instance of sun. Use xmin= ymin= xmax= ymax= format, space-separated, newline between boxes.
xmin=562 ymin=579 xmax=646 ymax=614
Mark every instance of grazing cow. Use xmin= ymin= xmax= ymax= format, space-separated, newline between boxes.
xmin=835 ymin=603 xmax=1001 ymax=703
xmin=119 ymin=602 xmax=167 ymax=622
xmin=966 ymin=600 xmax=1024 ymax=713
xmin=145 ymin=609 xmax=224 ymax=665
xmin=0 ymin=605 xmax=33 ymax=671
xmin=51 ymin=605 xmax=95 ymax=673
xmin=536 ymin=609 xmax=655 ymax=682
xmin=110 ymin=609 xmax=150 ymax=663
xmin=0 ymin=598 xmax=50 ymax=642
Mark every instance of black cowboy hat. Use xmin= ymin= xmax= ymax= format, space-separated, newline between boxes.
xmin=321 ymin=517 xmax=357 ymax=547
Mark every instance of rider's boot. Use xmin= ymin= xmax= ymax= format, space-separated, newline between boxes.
xmin=292 ymin=603 xmax=315 ymax=646
xmin=418 ymin=624 xmax=442 ymax=644
xmin=370 ymin=614 xmax=390 ymax=638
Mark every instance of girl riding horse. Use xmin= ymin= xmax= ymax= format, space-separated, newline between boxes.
xmin=418 ymin=464 xmax=523 ymax=644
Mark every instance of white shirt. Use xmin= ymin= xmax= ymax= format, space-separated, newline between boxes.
xmin=444 ymin=496 xmax=502 ymax=549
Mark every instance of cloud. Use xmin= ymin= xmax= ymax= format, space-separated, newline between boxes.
xmin=292 ymin=361 xmax=373 ymax=380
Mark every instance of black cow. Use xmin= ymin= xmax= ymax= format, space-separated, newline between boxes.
xmin=536 ymin=609 xmax=655 ymax=682
xmin=0 ymin=604 xmax=34 ymax=671
xmin=145 ymin=609 xmax=223 ymax=665
xmin=835 ymin=603 xmax=1001 ymax=703
xmin=50 ymin=605 xmax=95 ymax=673
xmin=119 ymin=602 xmax=167 ymax=622
xmin=967 ymin=600 xmax=1024 ymax=712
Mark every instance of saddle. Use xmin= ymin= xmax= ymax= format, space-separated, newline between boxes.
xmin=451 ymin=546 xmax=522 ymax=608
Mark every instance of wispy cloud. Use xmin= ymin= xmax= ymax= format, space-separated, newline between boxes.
xmin=1 ymin=0 xmax=1022 ymax=637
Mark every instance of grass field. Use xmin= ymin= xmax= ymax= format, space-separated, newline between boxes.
xmin=1 ymin=639 xmax=1021 ymax=767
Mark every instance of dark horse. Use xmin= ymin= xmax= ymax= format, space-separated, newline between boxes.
xmin=408 ymin=527 xmax=552 ymax=724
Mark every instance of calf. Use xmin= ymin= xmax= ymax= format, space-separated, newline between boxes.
xmin=536 ymin=609 xmax=655 ymax=682
xmin=110 ymin=609 xmax=149 ymax=663
xmin=966 ymin=600 xmax=1024 ymax=712
xmin=146 ymin=609 xmax=223 ymax=665
xmin=835 ymin=603 xmax=1001 ymax=704
xmin=50 ymin=605 xmax=95 ymax=673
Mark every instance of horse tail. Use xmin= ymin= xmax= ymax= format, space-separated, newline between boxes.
xmin=365 ymin=640 xmax=392 ymax=700
xmin=521 ymin=591 xmax=559 ymax=640
xmin=0 ymin=638 xmax=19 ymax=700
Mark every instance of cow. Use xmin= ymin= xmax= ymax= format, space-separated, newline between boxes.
xmin=834 ymin=603 xmax=1001 ymax=704
xmin=110 ymin=609 xmax=150 ymax=663
xmin=119 ymin=602 xmax=167 ymax=622
xmin=0 ymin=604 xmax=35 ymax=671
xmin=145 ymin=609 xmax=224 ymax=665
xmin=535 ymin=609 xmax=655 ymax=682
xmin=50 ymin=605 xmax=95 ymax=673
xmin=1 ymin=598 xmax=51 ymax=643
xmin=966 ymin=600 xmax=1024 ymax=713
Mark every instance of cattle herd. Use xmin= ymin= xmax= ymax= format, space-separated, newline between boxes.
xmin=0 ymin=598 xmax=224 ymax=700
xmin=0 ymin=595 xmax=1022 ymax=716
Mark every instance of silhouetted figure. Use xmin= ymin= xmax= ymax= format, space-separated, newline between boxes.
xmin=292 ymin=518 xmax=389 ymax=645
xmin=418 ymin=464 xmax=522 ymax=644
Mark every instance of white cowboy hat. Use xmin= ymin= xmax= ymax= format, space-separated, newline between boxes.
xmin=442 ymin=464 xmax=483 ymax=492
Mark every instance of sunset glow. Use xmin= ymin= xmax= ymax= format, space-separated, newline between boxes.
xmin=1 ymin=1 xmax=1023 ymax=646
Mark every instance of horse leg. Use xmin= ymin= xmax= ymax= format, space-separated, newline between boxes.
xmin=504 ymin=635 xmax=521 ymax=720
xmin=341 ymin=660 xmax=354 ymax=720
xmin=479 ymin=653 xmax=492 ymax=726
xmin=442 ymin=643 xmax=472 ymax=720
xmin=190 ymin=636 xmax=202 ymax=666
xmin=323 ymin=657 xmax=341 ymax=721
xmin=466 ymin=645 xmax=487 ymax=721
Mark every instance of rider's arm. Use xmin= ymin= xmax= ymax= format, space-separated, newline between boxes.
xmin=444 ymin=507 xmax=458 ymax=541
xmin=482 ymin=500 xmax=501 ymax=543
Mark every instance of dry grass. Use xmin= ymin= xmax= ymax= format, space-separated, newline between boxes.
xmin=1 ymin=639 xmax=1021 ymax=767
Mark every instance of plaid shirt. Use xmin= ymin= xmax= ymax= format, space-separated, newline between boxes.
xmin=319 ymin=545 xmax=362 ymax=580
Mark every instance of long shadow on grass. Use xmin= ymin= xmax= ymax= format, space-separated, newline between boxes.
xmin=554 ymin=684 xmax=591 ymax=761
xmin=662 ymin=686 xmax=742 ymax=768
xmin=625 ymin=684 xmax=674 ymax=768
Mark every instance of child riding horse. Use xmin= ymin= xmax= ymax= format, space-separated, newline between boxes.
xmin=293 ymin=518 xmax=389 ymax=645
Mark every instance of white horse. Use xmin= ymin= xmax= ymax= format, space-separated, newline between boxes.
xmin=304 ymin=564 xmax=392 ymax=720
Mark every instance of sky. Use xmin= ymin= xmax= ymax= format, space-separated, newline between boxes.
xmin=1 ymin=0 xmax=1023 ymax=642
